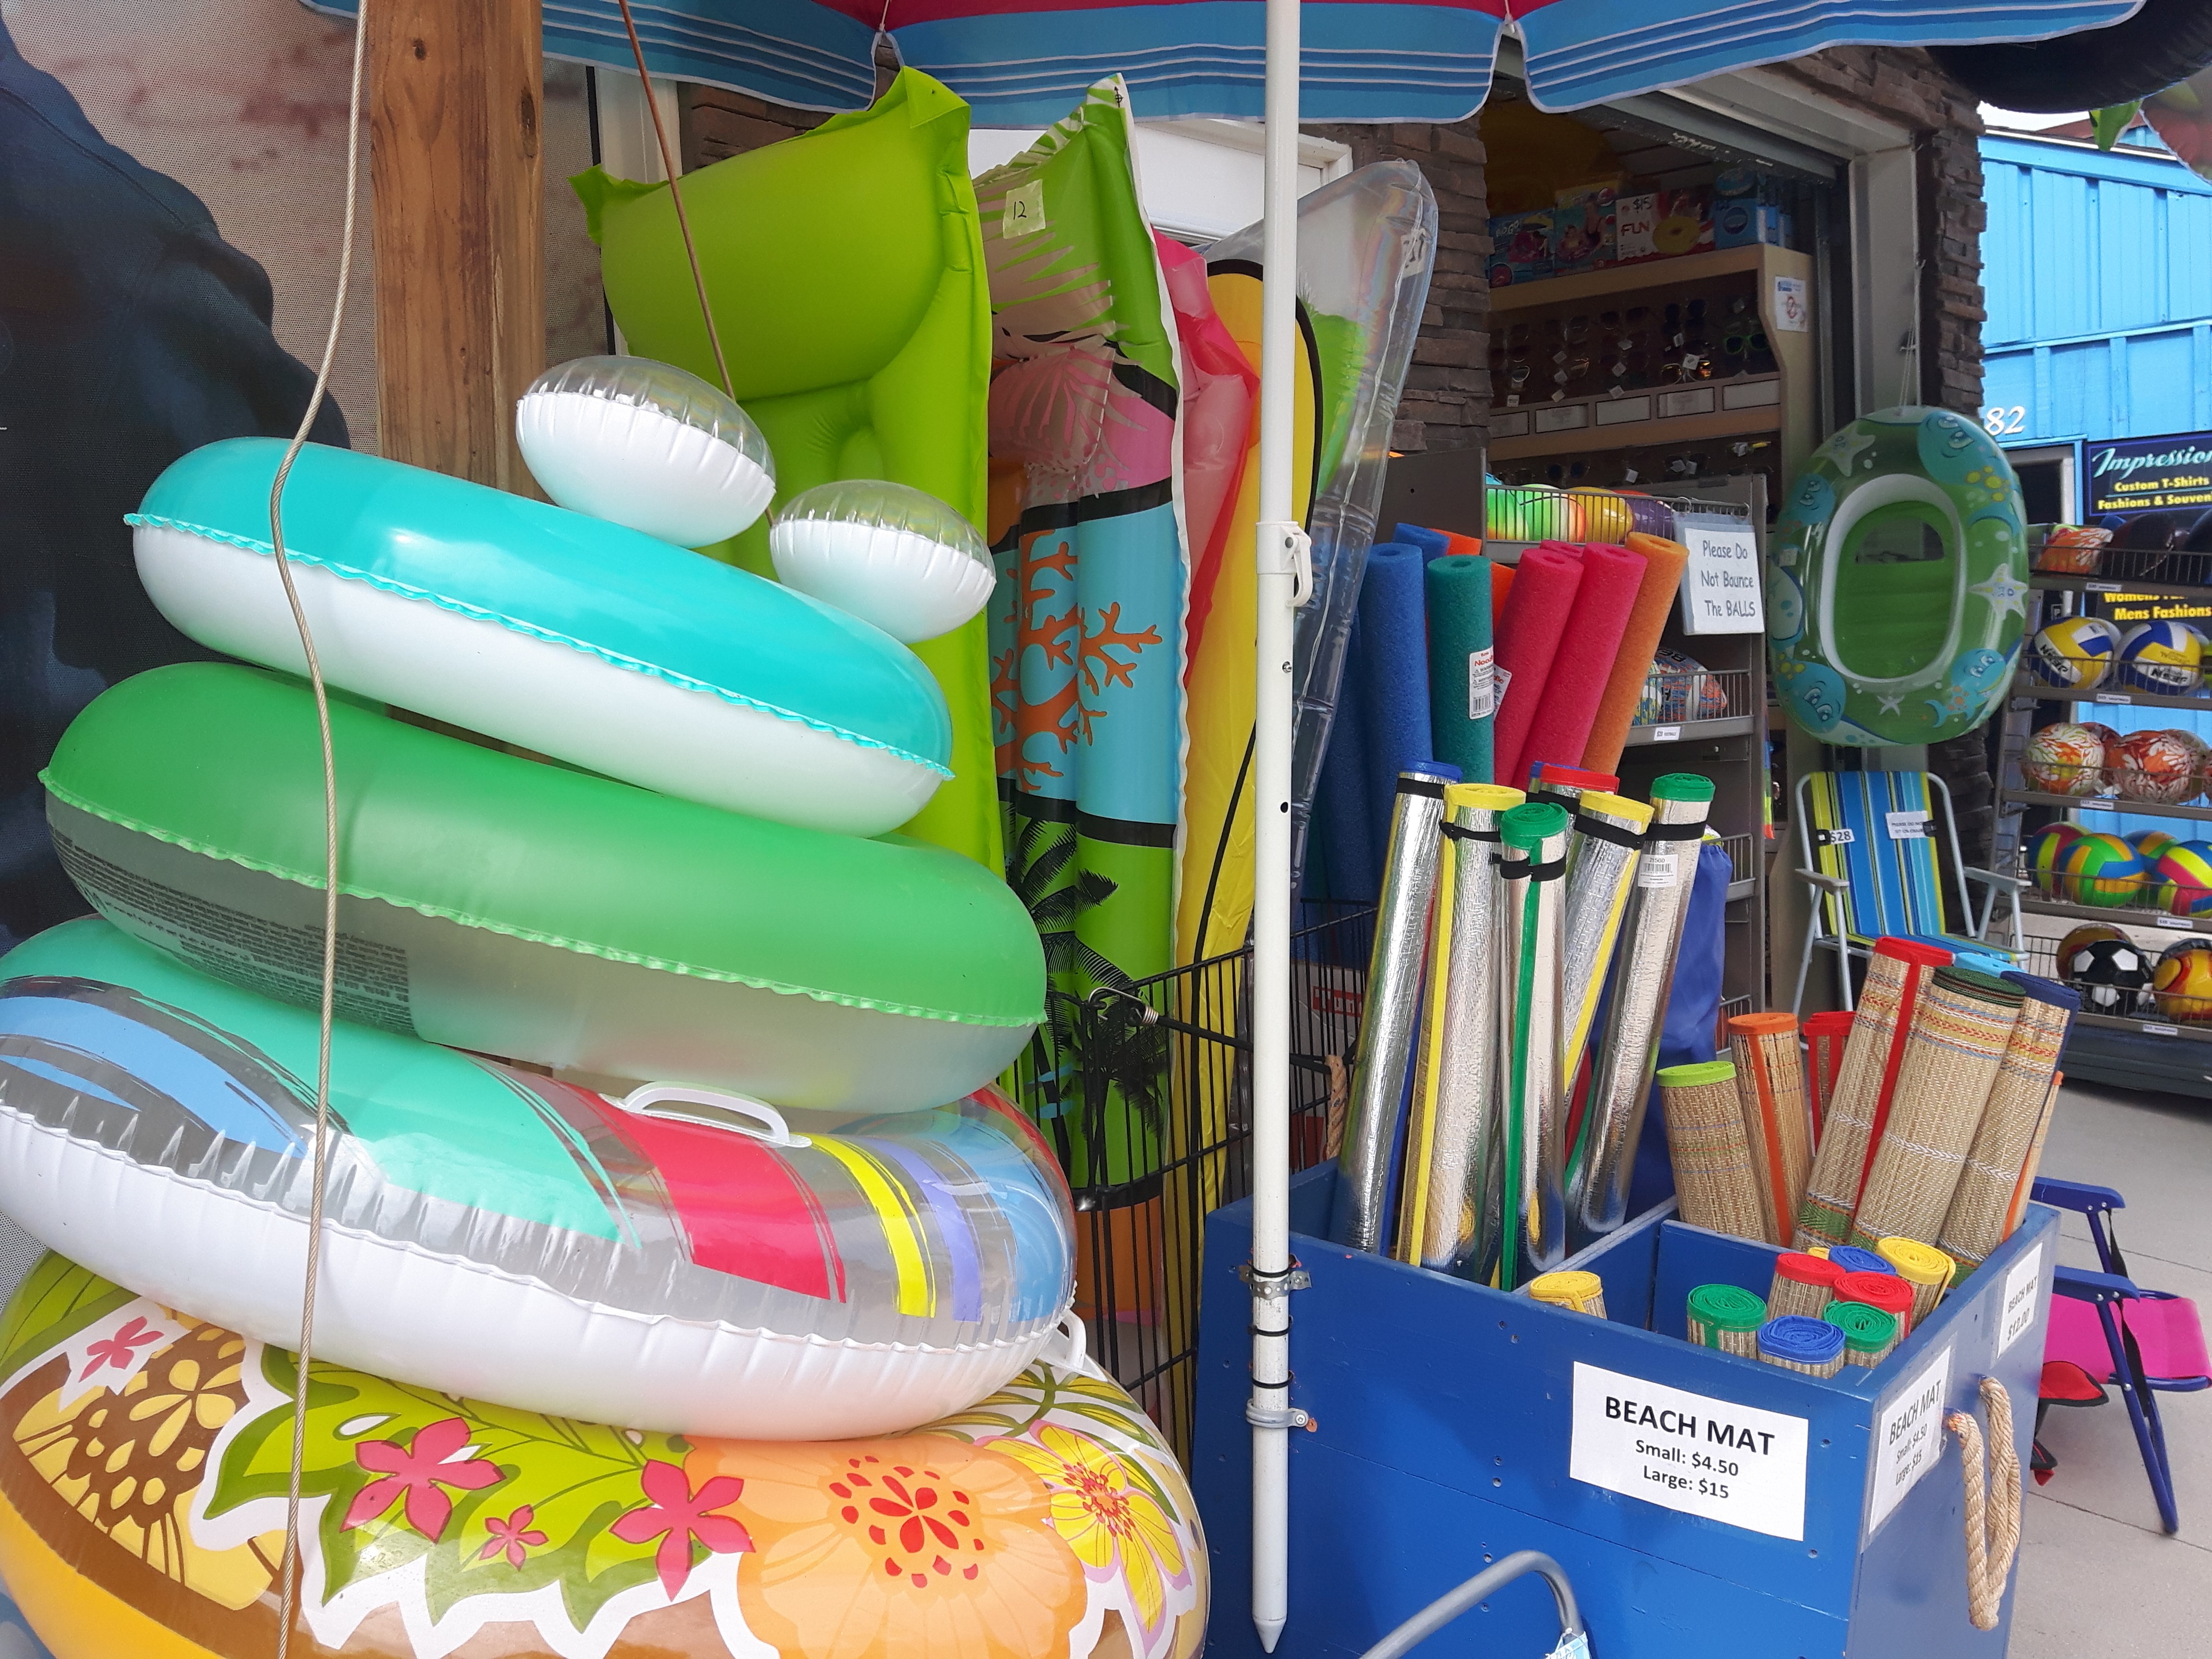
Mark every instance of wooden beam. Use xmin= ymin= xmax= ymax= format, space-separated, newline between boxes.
xmin=368 ymin=0 xmax=544 ymax=489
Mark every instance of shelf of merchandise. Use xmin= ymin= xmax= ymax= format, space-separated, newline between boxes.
xmin=2018 ymin=938 xmax=2212 ymax=1045
xmin=2009 ymin=677 xmax=2212 ymax=714
xmin=2029 ymin=572 xmax=2212 ymax=602
xmin=2007 ymin=789 xmax=2212 ymax=822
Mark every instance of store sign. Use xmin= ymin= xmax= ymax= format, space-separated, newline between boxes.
xmin=1676 ymin=515 xmax=1764 ymax=636
xmin=1569 ymin=1362 xmax=1810 ymax=1539
xmin=2086 ymin=432 xmax=2212 ymax=517
xmin=1866 ymin=1346 xmax=1951 ymax=1537
xmin=1998 ymin=1245 xmax=2045 ymax=1358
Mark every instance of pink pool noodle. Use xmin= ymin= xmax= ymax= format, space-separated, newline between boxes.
xmin=1516 ymin=541 xmax=1647 ymax=781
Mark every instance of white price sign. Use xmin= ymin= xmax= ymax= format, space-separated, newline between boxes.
xmin=1867 ymin=1347 xmax=1952 ymax=1537
xmin=1569 ymin=1362 xmax=1809 ymax=1539
xmin=1677 ymin=514 xmax=1765 ymax=635
xmin=1999 ymin=1245 xmax=2045 ymax=1357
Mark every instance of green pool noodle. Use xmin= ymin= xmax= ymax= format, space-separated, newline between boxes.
xmin=1427 ymin=553 xmax=1496 ymax=784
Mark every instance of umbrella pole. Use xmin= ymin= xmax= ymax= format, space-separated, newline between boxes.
xmin=1249 ymin=0 xmax=1310 ymax=1649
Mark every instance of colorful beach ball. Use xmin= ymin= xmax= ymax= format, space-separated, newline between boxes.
xmin=2028 ymin=616 xmax=2122 ymax=689
xmin=2154 ymin=938 xmax=2212 ymax=1022
xmin=2116 ymin=621 xmax=2204 ymax=694
xmin=2060 ymin=832 xmax=2148 ymax=907
xmin=2027 ymin=822 xmax=2083 ymax=894
xmin=2058 ymin=924 xmax=2151 ymax=1015
xmin=2157 ymin=841 xmax=2212 ymax=916
xmin=2133 ymin=828 xmax=2182 ymax=861
xmin=2020 ymin=722 xmax=2106 ymax=797
xmin=2114 ymin=728 xmax=2203 ymax=805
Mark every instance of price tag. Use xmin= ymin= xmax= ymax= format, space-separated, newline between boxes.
xmin=2158 ymin=914 xmax=2193 ymax=930
xmin=1998 ymin=1245 xmax=2045 ymax=1358
xmin=2094 ymin=691 xmax=2132 ymax=705
xmin=1467 ymin=649 xmax=1496 ymax=720
xmin=1867 ymin=1347 xmax=1952 ymax=1538
xmin=999 ymin=179 xmax=1046 ymax=238
xmin=1493 ymin=663 xmax=1515 ymax=711
xmin=2080 ymin=796 xmax=2118 ymax=811
xmin=2086 ymin=580 xmax=2122 ymax=593
xmin=1651 ymin=724 xmax=1683 ymax=743
xmin=1569 ymin=1362 xmax=1809 ymax=1540
xmin=1638 ymin=852 xmax=1681 ymax=888
xmin=1885 ymin=809 xmax=1933 ymax=840
xmin=2144 ymin=1022 xmax=2181 ymax=1037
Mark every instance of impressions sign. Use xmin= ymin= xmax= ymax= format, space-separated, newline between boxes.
xmin=2087 ymin=432 xmax=2212 ymax=517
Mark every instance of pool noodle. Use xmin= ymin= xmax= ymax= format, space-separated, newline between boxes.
xmin=1491 ymin=562 xmax=1515 ymax=629
xmin=1491 ymin=543 xmax=1585 ymax=793
xmin=1582 ymin=533 xmax=1689 ymax=774
xmin=1356 ymin=544 xmax=1435 ymax=878
xmin=1517 ymin=541 xmax=1644 ymax=781
xmin=1393 ymin=522 xmax=1453 ymax=562
xmin=1311 ymin=613 xmax=1377 ymax=900
xmin=1426 ymin=553 xmax=1496 ymax=784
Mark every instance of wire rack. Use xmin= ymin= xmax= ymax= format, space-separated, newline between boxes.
xmin=1715 ymin=831 xmax=1758 ymax=887
xmin=2020 ymin=931 xmax=2212 ymax=1027
xmin=1633 ymin=663 xmax=1752 ymax=727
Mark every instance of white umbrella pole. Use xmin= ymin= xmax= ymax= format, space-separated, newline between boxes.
xmin=1249 ymin=0 xmax=1310 ymax=1649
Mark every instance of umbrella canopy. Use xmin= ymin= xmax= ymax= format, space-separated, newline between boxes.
xmin=308 ymin=0 xmax=2146 ymax=118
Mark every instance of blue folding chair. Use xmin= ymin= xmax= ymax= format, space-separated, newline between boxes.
xmin=1792 ymin=769 xmax=2024 ymax=1011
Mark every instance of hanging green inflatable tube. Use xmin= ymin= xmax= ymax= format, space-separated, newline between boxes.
xmin=1768 ymin=406 xmax=2030 ymax=746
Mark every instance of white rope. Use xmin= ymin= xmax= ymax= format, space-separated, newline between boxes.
xmin=1948 ymin=1375 xmax=2023 ymax=1632
xmin=268 ymin=5 xmax=367 ymax=1653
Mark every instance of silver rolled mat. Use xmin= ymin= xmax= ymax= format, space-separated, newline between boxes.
xmin=1329 ymin=764 xmax=1459 ymax=1251
xmin=1567 ymin=773 xmax=1717 ymax=1238
xmin=1393 ymin=781 xmax=1527 ymax=1277
xmin=1558 ymin=790 xmax=1654 ymax=1094
xmin=1498 ymin=799 xmax=1572 ymax=1286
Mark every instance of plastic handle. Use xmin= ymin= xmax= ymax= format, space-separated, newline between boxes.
xmin=1053 ymin=1312 xmax=1089 ymax=1371
xmin=618 ymin=1084 xmax=811 ymax=1148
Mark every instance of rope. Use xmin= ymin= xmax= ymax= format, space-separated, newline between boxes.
xmin=611 ymin=0 xmax=733 ymax=399
xmin=269 ymin=3 xmax=368 ymax=1653
xmin=1948 ymin=1375 xmax=2023 ymax=1632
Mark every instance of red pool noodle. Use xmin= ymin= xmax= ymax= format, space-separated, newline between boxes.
xmin=1516 ymin=542 xmax=1646 ymax=783
xmin=1491 ymin=543 xmax=1585 ymax=793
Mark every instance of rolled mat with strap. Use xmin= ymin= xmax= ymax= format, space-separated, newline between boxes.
xmin=1769 ymin=1250 xmax=1844 ymax=1321
xmin=1560 ymin=791 xmax=1654 ymax=1094
xmin=1834 ymin=1269 xmax=1916 ymax=1335
xmin=1795 ymin=938 xmax=1953 ymax=1249
xmin=1528 ymin=1269 xmax=1608 ymax=1316
xmin=2001 ymin=1071 xmax=2064 ymax=1242
xmin=1877 ymin=1235 xmax=1956 ymax=1328
xmin=1950 ymin=1377 xmax=2023 ymax=1632
xmin=1802 ymin=1009 xmax=1854 ymax=1141
xmin=1659 ymin=1060 xmax=1769 ymax=1242
xmin=1939 ymin=974 xmax=2078 ymax=1281
xmin=1828 ymin=1245 xmax=1894 ymax=1278
xmin=1824 ymin=1298 xmax=1901 ymax=1367
xmin=1758 ymin=1314 xmax=1846 ymax=1377
xmin=1583 ymin=533 xmax=1690 ymax=774
xmin=1729 ymin=1011 xmax=1814 ymax=1247
xmin=1499 ymin=800 xmax=1574 ymax=1285
xmin=1851 ymin=968 xmax=2026 ymax=1251
xmin=1686 ymin=1282 xmax=1767 ymax=1357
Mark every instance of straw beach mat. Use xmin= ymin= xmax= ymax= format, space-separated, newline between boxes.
xmin=1795 ymin=938 xmax=1950 ymax=1249
xmin=1802 ymin=1010 xmax=1854 ymax=1141
xmin=1659 ymin=1060 xmax=1770 ymax=1241
xmin=1730 ymin=1012 xmax=1813 ymax=1247
xmin=1850 ymin=967 xmax=2026 ymax=1250
xmin=1940 ymin=974 xmax=2079 ymax=1277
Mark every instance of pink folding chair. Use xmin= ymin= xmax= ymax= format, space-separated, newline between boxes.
xmin=2035 ymin=1178 xmax=2211 ymax=1534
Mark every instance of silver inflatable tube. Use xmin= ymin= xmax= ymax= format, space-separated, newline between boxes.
xmin=1329 ymin=766 xmax=1456 ymax=1252
xmin=1498 ymin=800 xmax=1572 ymax=1286
xmin=1558 ymin=792 xmax=1653 ymax=1094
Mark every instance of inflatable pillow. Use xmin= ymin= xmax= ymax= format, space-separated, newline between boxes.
xmin=576 ymin=67 xmax=998 ymax=868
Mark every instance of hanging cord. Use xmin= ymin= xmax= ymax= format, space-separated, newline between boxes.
xmin=612 ymin=0 xmax=732 ymax=397
xmin=1948 ymin=1375 xmax=2023 ymax=1632
xmin=267 ymin=7 xmax=368 ymax=1654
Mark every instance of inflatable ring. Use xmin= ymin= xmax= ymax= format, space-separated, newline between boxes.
xmin=45 ymin=666 xmax=1042 ymax=1113
xmin=0 ymin=921 xmax=1073 ymax=1440
xmin=0 ymin=1256 xmax=1208 ymax=1659
xmin=1768 ymin=406 xmax=2029 ymax=747
xmin=128 ymin=438 xmax=949 ymax=837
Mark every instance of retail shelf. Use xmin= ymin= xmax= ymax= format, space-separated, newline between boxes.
xmin=2008 ymin=677 xmax=2212 ymax=714
xmin=2031 ymin=573 xmax=2212 ymax=602
xmin=1726 ymin=879 xmax=1756 ymax=902
xmin=1623 ymin=713 xmax=1758 ymax=746
xmin=2070 ymin=1008 xmax=2212 ymax=1044
xmin=1490 ymin=403 xmax=1779 ymax=462
xmin=1487 ymin=244 xmax=1782 ymax=311
xmin=2002 ymin=789 xmax=2212 ymax=821
xmin=2019 ymin=892 xmax=2212 ymax=934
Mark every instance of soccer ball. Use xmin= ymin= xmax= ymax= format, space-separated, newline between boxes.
xmin=2117 ymin=621 xmax=2204 ymax=694
xmin=2153 ymin=938 xmax=2212 ymax=1022
xmin=2020 ymin=722 xmax=2107 ymax=797
xmin=2114 ymin=728 xmax=2203 ymax=806
xmin=2156 ymin=841 xmax=2212 ymax=916
xmin=2060 ymin=832 xmax=2148 ymax=907
xmin=2029 ymin=616 xmax=2122 ymax=689
xmin=2059 ymin=925 xmax=2152 ymax=1016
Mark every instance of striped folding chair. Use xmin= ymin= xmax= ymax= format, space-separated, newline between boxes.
xmin=1792 ymin=769 xmax=2025 ymax=1011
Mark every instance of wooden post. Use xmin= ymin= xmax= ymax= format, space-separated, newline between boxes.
xmin=368 ymin=0 xmax=544 ymax=489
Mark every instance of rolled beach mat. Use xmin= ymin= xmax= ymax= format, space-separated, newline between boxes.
xmin=1331 ymin=765 xmax=1459 ymax=1252
xmin=1825 ymin=1298 xmax=1902 ymax=1367
xmin=0 ymin=921 xmax=1075 ymax=1439
xmin=45 ymin=666 xmax=1042 ymax=1113
xmin=1499 ymin=801 xmax=1573 ymax=1285
xmin=128 ymin=438 xmax=950 ymax=836
xmin=1426 ymin=553 xmax=1497 ymax=784
xmin=1802 ymin=1009 xmax=1855 ymax=1140
xmin=1795 ymin=938 xmax=1952 ymax=1249
xmin=1877 ymin=1236 xmax=1956 ymax=1328
xmin=1939 ymin=974 xmax=2079 ymax=1279
xmin=1659 ymin=1060 xmax=1770 ymax=1242
xmin=1491 ymin=544 xmax=1585 ymax=795
xmin=1396 ymin=782 xmax=1525 ymax=1279
xmin=0 ymin=1253 xmax=1202 ymax=1659
xmin=1528 ymin=1270 xmax=1608 ymax=1317
xmin=1827 ymin=1245 xmax=1895 ymax=1277
xmin=1568 ymin=774 xmax=1714 ymax=1236
xmin=1729 ymin=1012 xmax=1815 ymax=1247
xmin=1583 ymin=533 xmax=1690 ymax=773
xmin=1835 ymin=1269 xmax=1916 ymax=1336
xmin=1758 ymin=1315 xmax=1846 ymax=1378
xmin=1526 ymin=760 xmax=1619 ymax=816
xmin=1559 ymin=792 xmax=1653 ymax=1094
xmin=2002 ymin=1071 xmax=2065 ymax=1241
xmin=1850 ymin=968 xmax=2025 ymax=1250
xmin=1516 ymin=541 xmax=1647 ymax=786
xmin=1768 ymin=1251 xmax=1844 ymax=1321
xmin=1685 ymin=1283 xmax=1766 ymax=1357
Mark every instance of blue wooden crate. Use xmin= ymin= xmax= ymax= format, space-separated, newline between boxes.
xmin=1192 ymin=1166 xmax=2056 ymax=1659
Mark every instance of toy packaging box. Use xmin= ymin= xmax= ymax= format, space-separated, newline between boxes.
xmin=1713 ymin=167 xmax=1790 ymax=249
xmin=1489 ymin=207 xmax=1555 ymax=286
xmin=1618 ymin=189 xmax=1713 ymax=262
xmin=1552 ymin=184 xmax=1617 ymax=273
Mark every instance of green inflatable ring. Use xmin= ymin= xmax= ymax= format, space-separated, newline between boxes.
xmin=42 ymin=664 xmax=1043 ymax=1113
xmin=1768 ymin=405 xmax=2029 ymax=746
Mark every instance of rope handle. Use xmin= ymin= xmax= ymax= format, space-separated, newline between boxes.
xmin=1948 ymin=1375 xmax=2023 ymax=1632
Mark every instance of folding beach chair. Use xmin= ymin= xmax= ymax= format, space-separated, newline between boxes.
xmin=2033 ymin=1177 xmax=2211 ymax=1534
xmin=1791 ymin=769 xmax=2024 ymax=1012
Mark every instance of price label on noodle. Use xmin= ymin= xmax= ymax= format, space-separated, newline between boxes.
xmin=1468 ymin=649 xmax=1496 ymax=720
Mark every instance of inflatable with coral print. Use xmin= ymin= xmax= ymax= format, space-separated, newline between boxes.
xmin=0 ymin=1254 xmax=1208 ymax=1659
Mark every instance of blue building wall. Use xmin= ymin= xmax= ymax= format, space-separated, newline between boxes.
xmin=1981 ymin=132 xmax=2212 ymax=448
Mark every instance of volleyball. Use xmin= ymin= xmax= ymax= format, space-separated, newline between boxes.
xmin=2028 ymin=822 xmax=2083 ymax=893
xmin=2133 ymin=829 xmax=2181 ymax=861
xmin=2114 ymin=728 xmax=2203 ymax=805
xmin=2116 ymin=620 xmax=2203 ymax=694
xmin=2158 ymin=841 xmax=2212 ymax=916
xmin=2058 ymin=924 xmax=2152 ymax=1016
xmin=2153 ymin=938 xmax=2212 ymax=1022
xmin=2021 ymin=722 xmax=2106 ymax=796
xmin=2028 ymin=616 xmax=2122 ymax=688
xmin=2061 ymin=831 xmax=2148 ymax=907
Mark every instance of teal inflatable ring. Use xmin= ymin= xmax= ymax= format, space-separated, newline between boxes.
xmin=1768 ymin=406 xmax=2029 ymax=746
xmin=43 ymin=665 xmax=1043 ymax=1114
